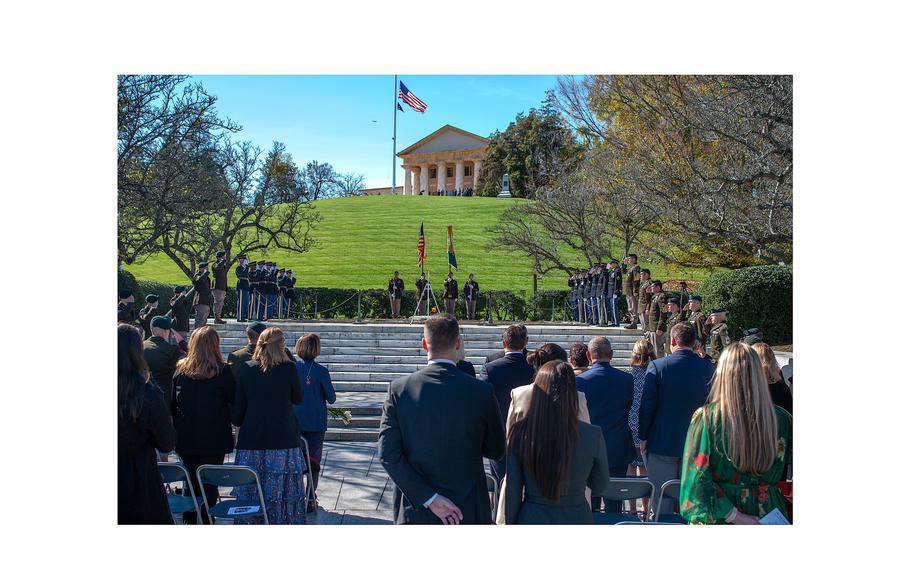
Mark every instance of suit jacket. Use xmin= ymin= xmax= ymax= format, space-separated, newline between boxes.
xmin=576 ymin=362 xmax=636 ymax=468
xmin=456 ymin=359 xmax=476 ymax=377
xmin=504 ymin=421 xmax=610 ymax=524
xmin=480 ymin=352 xmax=535 ymax=429
xmin=378 ymin=362 xmax=505 ymax=524
xmin=638 ymin=349 xmax=713 ymax=457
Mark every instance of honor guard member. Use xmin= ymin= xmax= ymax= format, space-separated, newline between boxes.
xmin=742 ymin=328 xmax=763 ymax=346
xmin=706 ymin=308 xmax=733 ymax=365
xmin=117 ymin=290 xmax=138 ymax=325
xmin=266 ymin=262 xmax=279 ymax=320
xmin=464 ymin=273 xmax=479 ymax=320
xmin=663 ymin=297 xmax=684 ymax=355
xmin=211 ymin=251 xmax=229 ymax=324
xmin=637 ymin=268 xmax=653 ymax=333
xmin=623 ymin=255 xmax=641 ymax=329
xmin=443 ymin=272 xmax=458 ymax=316
xmin=579 ymin=269 xmax=590 ymax=323
xmin=685 ymin=295 xmax=707 ymax=345
xmin=235 ymin=254 xmax=250 ymax=322
xmin=416 ymin=272 xmax=428 ymax=316
xmin=646 ymin=280 xmax=668 ymax=358
xmin=275 ymin=268 xmax=287 ymax=318
xmin=168 ymin=285 xmax=192 ymax=335
xmin=138 ymin=294 xmax=159 ymax=339
xmin=576 ymin=271 xmax=586 ymax=323
xmin=388 ymin=271 xmax=405 ymax=318
xmin=606 ymin=259 xmax=622 ymax=326
xmin=568 ymin=272 xmax=579 ymax=322
xmin=192 ymin=261 xmax=213 ymax=329
xmin=259 ymin=261 xmax=271 ymax=319
xmin=250 ymin=261 xmax=263 ymax=320
xmin=593 ymin=265 xmax=605 ymax=325
xmin=284 ymin=269 xmax=297 ymax=318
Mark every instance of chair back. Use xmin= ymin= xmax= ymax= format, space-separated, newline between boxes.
xmin=597 ymin=478 xmax=655 ymax=503
xmin=158 ymin=461 xmax=202 ymax=523
xmin=654 ymin=479 xmax=686 ymax=524
xmin=300 ymin=436 xmax=315 ymax=511
xmin=195 ymin=465 xmax=269 ymax=524
xmin=485 ymin=473 xmax=500 ymax=520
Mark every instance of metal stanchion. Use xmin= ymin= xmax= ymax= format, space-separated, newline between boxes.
xmin=355 ymin=291 xmax=363 ymax=323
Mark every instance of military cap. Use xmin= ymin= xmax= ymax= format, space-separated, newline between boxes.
xmin=651 ymin=279 xmax=663 ymax=287
xmin=610 ymin=259 xmax=619 ymax=264
xmin=237 ymin=253 xmax=246 ymax=260
xmin=215 ymin=251 xmax=225 ymax=258
xmin=145 ymin=294 xmax=159 ymax=303
xmin=278 ymin=268 xmax=286 ymax=272
xmin=119 ymin=289 xmax=132 ymax=299
xmin=198 ymin=261 xmax=209 ymax=268
xmin=709 ymin=307 xmax=726 ymax=314
xmin=173 ymin=285 xmax=184 ymax=293
xmin=246 ymin=321 xmax=267 ymax=334
xmin=743 ymin=328 xmax=763 ymax=345
xmin=640 ymin=268 xmax=651 ymax=274
xmin=667 ymin=296 xmax=680 ymax=305
xmin=690 ymin=295 xmax=702 ymax=302
xmin=150 ymin=315 xmax=173 ymax=330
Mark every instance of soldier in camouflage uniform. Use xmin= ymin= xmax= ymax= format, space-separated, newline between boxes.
xmin=646 ymin=279 xmax=668 ymax=358
xmin=706 ymin=308 xmax=733 ymax=365
xmin=663 ymin=296 xmax=684 ymax=356
xmin=685 ymin=295 xmax=707 ymax=346
xmin=138 ymin=294 xmax=160 ymax=339
xmin=637 ymin=268 xmax=653 ymax=334
xmin=582 ymin=270 xmax=593 ymax=324
xmin=117 ymin=290 xmax=138 ymax=326
xmin=623 ymin=254 xmax=641 ymax=329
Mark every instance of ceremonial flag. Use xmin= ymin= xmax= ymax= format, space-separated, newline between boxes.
xmin=398 ymin=81 xmax=427 ymax=113
xmin=397 ymin=102 xmax=404 ymax=112
xmin=447 ymin=225 xmax=457 ymax=270
xmin=417 ymin=222 xmax=427 ymax=268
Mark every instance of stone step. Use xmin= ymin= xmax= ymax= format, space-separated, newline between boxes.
xmin=213 ymin=321 xmax=640 ymax=334
xmin=324 ymin=427 xmax=380 ymax=442
xmin=331 ymin=391 xmax=388 ymax=409
xmin=328 ymin=416 xmax=381 ymax=428
xmin=217 ymin=330 xmax=636 ymax=342
xmin=218 ymin=339 xmax=639 ymax=351
xmin=329 ymin=381 xmax=391 ymax=392
xmin=317 ymin=354 xmax=488 ymax=364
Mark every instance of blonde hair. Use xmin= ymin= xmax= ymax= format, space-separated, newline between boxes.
xmin=252 ymin=327 xmax=291 ymax=372
xmin=176 ymin=325 xmax=223 ymax=379
xmin=629 ymin=338 xmax=656 ymax=368
xmin=751 ymin=342 xmax=782 ymax=384
xmin=707 ymin=342 xmax=778 ymax=474
xmin=295 ymin=333 xmax=321 ymax=360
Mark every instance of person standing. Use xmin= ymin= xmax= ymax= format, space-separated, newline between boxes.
xmin=679 ymin=343 xmax=792 ymax=524
xmin=170 ymin=325 xmax=235 ymax=524
xmin=623 ymin=255 xmax=641 ymax=329
xmin=663 ymin=297 xmax=684 ymax=356
xmin=646 ymin=280 xmax=668 ymax=358
xmin=117 ymin=290 xmax=137 ymax=325
xmin=706 ymin=308 xmax=733 ymax=365
xmin=276 ymin=268 xmax=288 ymax=318
xmin=606 ymin=259 xmax=622 ymax=326
xmin=443 ymin=272 xmax=458 ymax=316
xmin=138 ymin=294 xmax=159 ymax=339
xmin=169 ymin=286 xmax=191 ymax=336
xmin=264 ymin=261 xmax=279 ymax=320
xmin=284 ymin=269 xmax=297 ymax=318
xmin=569 ymin=273 xmax=579 ymax=322
xmin=627 ymin=338 xmax=657 ymax=516
xmin=235 ymin=254 xmax=250 ymax=322
xmin=638 ymin=322 xmax=714 ymax=519
xmin=685 ymin=295 xmax=707 ymax=345
xmin=249 ymin=261 xmax=262 ymax=320
xmin=192 ymin=261 xmax=212 ymax=329
xmin=211 ymin=251 xmax=229 ymax=324
xmin=576 ymin=337 xmax=636 ymax=513
xmin=388 ymin=271 xmax=405 ymax=318
xmin=227 ymin=321 xmax=268 ymax=370
xmin=292 ymin=333 xmax=337 ymax=513
xmin=637 ymin=268 xmax=653 ymax=333
xmin=416 ymin=272 xmax=428 ymax=316
xmin=378 ymin=314 xmax=505 ymax=524
xmin=231 ymin=326 xmax=306 ymax=524
xmin=479 ymin=324 xmax=534 ymax=484
xmin=752 ymin=342 xmax=793 ymax=415
xmin=504 ymin=361 xmax=610 ymax=524
xmin=143 ymin=315 xmax=182 ymax=404
xmin=118 ymin=323 xmax=176 ymax=524
xmin=580 ymin=270 xmax=591 ymax=324
xmin=463 ymin=273 xmax=479 ymax=320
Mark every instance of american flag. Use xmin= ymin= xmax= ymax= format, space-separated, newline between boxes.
xmin=417 ymin=222 xmax=427 ymax=267
xmin=399 ymin=81 xmax=427 ymax=113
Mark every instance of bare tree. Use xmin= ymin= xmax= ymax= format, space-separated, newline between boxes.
xmin=302 ymin=160 xmax=338 ymax=200
xmin=334 ymin=172 xmax=366 ymax=197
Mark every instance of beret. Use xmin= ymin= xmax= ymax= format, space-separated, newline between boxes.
xmin=690 ymin=295 xmax=702 ymax=302
xmin=173 ymin=285 xmax=184 ymax=293
xmin=215 ymin=251 xmax=225 ymax=258
xmin=247 ymin=321 xmax=268 ymax=334
xmin=150 ymin=315 xmax=173 ymax=330
xmin=651 ymin=280 xmax=663 ymax=287
xmin=610 ymin=259 xmax=619 ymax=264
xmin=667 ymin=297 xmax=680 ymax=305
xmin=119 ymin=289 xmax=133 ymax=299
xmin=710 ymin=307 xmax=726 ymax=314
xmin=198 ymin=261 xmax=208 ymax=268
xmin=145 ymin=294 xmax=159 ymax=303
xmin=237 ymin=253 xmax=246 ymax=259
xmin=640 ymin=268 xmax=651 ymax=273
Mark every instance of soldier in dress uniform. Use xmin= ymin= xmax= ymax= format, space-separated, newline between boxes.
xmin=388 ymin=271 xmax=405 ymax=318
xmin=250 ymin=261 xmax=263 ymax=320
xmin=211 ymin=251 xmax=229 ymax=324
xmin=568 ymin=272 xmax=579 ymax=322
xmin=138 ymin=294 xmax=159 ymax=339
xmin=235 ymin=254 xmax=250 ymax=322
xmin=276 ymin=268 xmax=288 ymax=318
xmin=685 ymin=295 xmax=707 ymax=346
xmin=416 ymin=272 xmax=428 ymax=316
xmin=663 ymin=296 xmax=684 ymax=356
xmin=580 ymin=269 xmax=591 ymax=324
xmin=646 ymin=279 xmax=668 ymax=358
xmin=592 ymin=264 xmax=604 ymax=325
xmin=463 ymin=273 xmax=479 ymax=320
xmin=263 ymin=261 xmax=277 ymax=320
xmin=606 ymin=259 xmax=622 ymax=326
xmin=443 ymin=271 xmax=458 ymax=316
xmin=284 ymin=269 xmax=297 ymax=318
xmin=191 ymin=261 xmax=213 ymax=329
xmin=637 ymin=268 xmax=653 ymax=333
xmin=623 ymin=254 xmax=642 ymax=329
xmin=168 ymin=285 xmax=192 ymax=335
xmin=706 ymin=308 xmax=733 ymax=365
xmin=117 ymin=290 xmax=137 ymax=325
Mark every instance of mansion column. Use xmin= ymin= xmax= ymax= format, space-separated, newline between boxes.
xmin=420 ymin=165 xmax=429 ymax=196
xmin=473 ymin=159 xmax=483 ymax=190
xmin=455 ymin=160 xmax=464 ymax=193
xmin=436 ymin=161 xmax=446 ymax=195
xmin=403 ymin=166 xmax=412 ymax=195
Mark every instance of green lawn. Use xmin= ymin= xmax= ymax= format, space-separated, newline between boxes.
xmin=126 ymin=195 xmax=723 ymax=291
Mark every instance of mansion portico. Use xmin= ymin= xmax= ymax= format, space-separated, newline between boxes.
xmin=397 ymin=125 xmax=488 ymax=196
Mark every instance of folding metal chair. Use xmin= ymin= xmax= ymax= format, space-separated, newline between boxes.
xmin=654 ymin=479 xmax=686 ymax=524
xmin=196 ymin=465 xmax=269 ymax=524
xmin=300 ymin=436 xmax=315 ymax=512
xmin=158 ymin=462 xmax=202 ymax=524
xmin=592 ymin=478 xmax=655 ymax=524
xmin=485 ymin=472 xmax=500 ymax=521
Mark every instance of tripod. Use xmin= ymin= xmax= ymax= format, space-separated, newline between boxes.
xmin=411 ymin=273 xmax=441 ymax=320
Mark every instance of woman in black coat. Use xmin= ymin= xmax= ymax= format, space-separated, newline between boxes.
xmin=171 ymin=325 xmax=235 ymax=524
xmin=118 ymin=323 xmax=176 ymax=524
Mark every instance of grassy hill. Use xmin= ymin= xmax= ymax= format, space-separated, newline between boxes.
xmin=126 ymin=195 xmax=721 ymax=291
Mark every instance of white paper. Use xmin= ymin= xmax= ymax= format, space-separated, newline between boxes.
xmin=227 ymin=505 xmax=261 ymax=515
xmin=758 ymin=508 xmax=790 ymax=525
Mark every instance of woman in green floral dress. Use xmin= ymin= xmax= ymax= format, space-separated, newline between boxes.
xmin=680 ymin=343 xmax=793 ymax=524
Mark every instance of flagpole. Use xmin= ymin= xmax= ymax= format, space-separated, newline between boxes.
xmin=392 ymin=74 xmax=398 ymax=195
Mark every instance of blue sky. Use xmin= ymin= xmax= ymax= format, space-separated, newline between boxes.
xmin=193 ymin=75 xmax=559 ymax=188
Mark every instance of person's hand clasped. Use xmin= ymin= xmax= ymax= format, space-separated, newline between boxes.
xmin=428 ymin=496 xmax=464 ymax=525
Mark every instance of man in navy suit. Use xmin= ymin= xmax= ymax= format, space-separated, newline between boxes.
xmin=577 ymin=336 xmax=636 ymax=512
xmin=479 ymin=324 xmax=534 ymax=484
xmin=638 ymin=322 xmax=714 ymax=518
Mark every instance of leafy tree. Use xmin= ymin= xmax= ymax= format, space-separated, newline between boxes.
xmin=259 ymin=141 xmax=304 ymax=204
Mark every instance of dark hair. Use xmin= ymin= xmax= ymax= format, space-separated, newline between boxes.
xmin=569 ymin=343 xmax=589 ymax=368
xmin=502 ymin=324 xmax=528 ymax=351
xmin=118 ymin=323 xmax=150 ymax=424
xmin=527 ymin=342 xmax=568 ymax=371
xmin=671 ymin=322 xmax=697 ymax=349
xmin=641 ymin=268 xmax=651 ymax=275
xmin=424 ymin=314 xmax=460 ymax=352
xmin=508 ymin=361 xmax=579 ymax=500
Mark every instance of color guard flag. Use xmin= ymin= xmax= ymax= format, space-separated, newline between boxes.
xmin=417 ymin=222 xmax=427 ymax=268
xmin=447 ymin=225 xmax=457 ymax=270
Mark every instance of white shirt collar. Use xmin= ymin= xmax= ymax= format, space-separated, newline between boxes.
xmin=428 ymin=358 xmax=456 ymax=367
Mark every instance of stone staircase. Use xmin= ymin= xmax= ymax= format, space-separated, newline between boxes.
xmin=208 ymin=320 xmax=645 ymax=442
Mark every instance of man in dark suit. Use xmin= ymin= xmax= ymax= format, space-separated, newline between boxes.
xmin=481 ymin=324 xmax=529 ymax=366
xmin=638 ymin=322 xmax=714 ymax=518
xmin=378 ymin=314 xmax=505 ymax=525
xmin=576 ymin=336 xmax=636 ymax=512
xmin=478 ymin=324 xmax=534 ymax=484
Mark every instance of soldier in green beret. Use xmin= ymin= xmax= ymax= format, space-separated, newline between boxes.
xmin=706 ymin=308 xmax=733 ymax=365
xmin=117 ymin=290 xmax=138 ymax=325
xmin=646 ymin=279 xmax=668 ymax=357
xmin=663 ymin=296 xmax=684 ymax=356
xmin=138 ymin=294 xmax=160 ymax=339
xmin=742 ymin=328 xmax=764 ymax=346
xmin=685 ymin=295 xmax=707 ymax=346
xmin=211 ymin=251 xmax=229 ymax=324
xmin=143 ymin=315 xmax=182 ymax=402
xmin=168 ymin=285 xmax=192 ymax=335
xmin=192 ymin=261 xmax=213 ymax=328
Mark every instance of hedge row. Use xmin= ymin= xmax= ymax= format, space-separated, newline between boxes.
xmin=697 ymin=264 xmax=792 ymax=344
